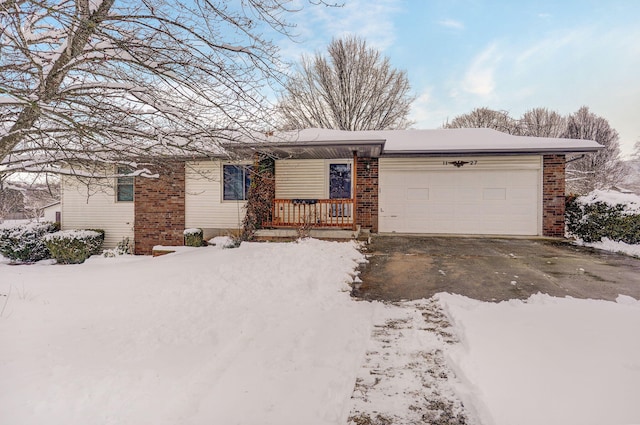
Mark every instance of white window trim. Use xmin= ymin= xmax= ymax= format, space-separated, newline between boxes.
xmin=220 ymin=161 xmax=253 ymax=203
xmin=324 ymin=159 xmax=354 ymax=199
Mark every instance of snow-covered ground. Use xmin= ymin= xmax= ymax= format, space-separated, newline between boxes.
xmin=576 ymin=237 xmax=640 ymax=258
xmin=440 ymin=293 xmax=640 ymax=425
xmin=1 ymin=239 xmax=376 ymax=425
xmin=2 ymin=239 xmax=640 ymax=425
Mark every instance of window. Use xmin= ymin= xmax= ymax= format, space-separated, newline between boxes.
xmin=223 ymin=164 xmax=252 ymax=201
xmin=116 ymin=166 xmax=134 ymax=202
xmin=329 ymin=163 xmax=351 ymax=199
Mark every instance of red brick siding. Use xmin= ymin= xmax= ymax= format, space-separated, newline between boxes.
xmin=542 ymin=154 xmax=566 ymax=237
xmin=134 ymin=163 xmax=186 ymax=255
xmin=355 ymin=158 xmax=379 ymax=232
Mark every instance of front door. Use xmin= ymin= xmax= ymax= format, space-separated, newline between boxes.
xmin=329 ymin=163 xmax=351 ymax=218
xmin=329 ymin=163 xmax=351 ymax=199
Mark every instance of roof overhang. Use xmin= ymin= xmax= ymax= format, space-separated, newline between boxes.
xmin=229 ymin=139 xmax=385 ymax=159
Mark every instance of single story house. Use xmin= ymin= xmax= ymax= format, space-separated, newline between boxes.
xmin=60 ymin=128 xmax=601 ymax=254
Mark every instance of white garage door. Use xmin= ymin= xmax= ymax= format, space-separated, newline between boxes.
xmin=379 ymin=157 xmax=541 ymax=235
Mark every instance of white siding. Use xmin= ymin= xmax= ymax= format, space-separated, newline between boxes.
xmin=275 ymin=159 xmax=353 ymax=199
xmin=185 ymin=161 xmax=247 ymax=229
xmin=61 ymin=176 xmax=134 ymax=249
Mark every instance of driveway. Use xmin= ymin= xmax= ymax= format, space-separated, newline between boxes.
xmin=354 ymin=235 xmax=640 ymax=302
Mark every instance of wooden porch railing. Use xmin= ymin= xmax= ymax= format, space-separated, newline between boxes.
xmin=264 ymin=199 xmax=354 ymax=228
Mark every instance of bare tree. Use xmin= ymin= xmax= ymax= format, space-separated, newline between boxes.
xmin=519 ymin=107 xmax=566 ymax=137
xmin=276 ymin=35 xmax=414 ymax=130
xmin=0 ymin=173 xmax=25 ymax=220
xmin=563 ymin=106 xmax=624 ymax=194
xmin=0 ymin=0 xmax=329 ymax=176
xmin=443 ymin=107 xmax=519 ymax=134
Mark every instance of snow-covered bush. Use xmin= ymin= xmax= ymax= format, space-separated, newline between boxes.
xmin=566 ymin=190 xmax=640 ymax=244
xmin=44 ymin=229 xmax=105 ymax=264
xmin=184 ymin=228 xmax=204 ymax=247
xmin=0 ymin=221 xmax=58 ymax=262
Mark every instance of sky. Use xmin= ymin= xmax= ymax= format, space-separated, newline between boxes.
xmin=274 ymin=0 xmax=640 ymax=158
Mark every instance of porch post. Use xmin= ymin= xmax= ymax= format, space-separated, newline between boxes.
xmin=352 ymin=150 xmax=358 ymax=231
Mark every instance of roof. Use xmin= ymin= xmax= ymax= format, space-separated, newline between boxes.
xmin=232 ymin=128 xmax=602 ymax=159
xmin=42 ymin=201 xmax=61 ymax=210
xmin=378 ymin=128 xmax=602 ymax=155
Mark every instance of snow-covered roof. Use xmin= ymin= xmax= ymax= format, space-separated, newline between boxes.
xmin=241 ymin=128 xmax=601 ymax=157
xmin=378 ymin=128 xmax=602 ymax=154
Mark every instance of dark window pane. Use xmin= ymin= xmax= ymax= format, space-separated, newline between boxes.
xmin=116 ymin=166 xmax=134 ymax=202
xmin=223 ymin=165 xmax=243 ymax=200
xmin=117 ymin=184 xmax=134 ymax=202
xmin=245 ymin=166 xmax=252 ymax=200
xmin=223 ymin=165 xmax=252 ymax=200
xmin=329 ymin=163 xmax=351 ymax=199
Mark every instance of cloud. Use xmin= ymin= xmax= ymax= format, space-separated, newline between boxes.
xmin=461 ymin=43 xmax=502 ymax=97
xmin=408 ymin=87 xmax=456 ymax=129
xmin=437 ymin=19 xmax=464 ymax=30
xmin=276 ymin=0 xmax=403 ymax=61
xmin=515 ymin=28 xmax=587 ymax=67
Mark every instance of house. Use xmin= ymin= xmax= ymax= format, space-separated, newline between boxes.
xmin=60 ymin=128 xmax=601 ymax=254
xmin=41 ymin=201 xmax=61 ymax=223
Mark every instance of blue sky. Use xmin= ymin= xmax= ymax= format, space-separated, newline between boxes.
xmin=274 ymin=0 xmax=640 ymax=157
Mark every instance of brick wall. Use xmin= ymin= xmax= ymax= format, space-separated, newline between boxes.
xmin=542 ymin=154 xmax=566 ymax=237
xmin=134 ymin=163 xmax=186 ymax=255
xmin=355 ymin=157 xmax=379 ymax=232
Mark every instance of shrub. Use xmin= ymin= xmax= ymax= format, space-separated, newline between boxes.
xmin=103 ymin=237 xmax=132 ymax=257
xmin=566 ymin=192 xmax=640 ymax=244
xmin=0 ymin=221 xmax=58 ymax=262
xmin=43 ymin=229 xmax=105 ymax=264
xmin=184 ymin=228 xmax=204 ymax=247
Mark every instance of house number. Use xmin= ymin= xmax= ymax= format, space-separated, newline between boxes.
xmin=443 ymin=160 xmax=478 ymax=167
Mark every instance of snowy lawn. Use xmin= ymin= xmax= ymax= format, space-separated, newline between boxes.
xmin=2 ymin=239 xmax=640 ymax=425
xmin=1 ymin=239 xmax=377 ymax=425
xmin=440 ymin=293 xmax=640 ymax=425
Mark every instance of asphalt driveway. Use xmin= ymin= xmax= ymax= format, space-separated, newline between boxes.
xmin=353 ymin=235 xmax=640 ymax=302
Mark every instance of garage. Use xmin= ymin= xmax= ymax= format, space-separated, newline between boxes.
xmin=379 ymin=156 xmax=541 ymax=235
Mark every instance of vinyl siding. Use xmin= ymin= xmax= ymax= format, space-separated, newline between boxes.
xmin=275 ymin=159 xmax=353 ymax=199
xmin=185 ymin=161 xmax=248 ymax=229
xmin=61 ymin=176 xmax=134 ymax=249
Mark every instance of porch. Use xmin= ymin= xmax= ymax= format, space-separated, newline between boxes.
xmin=263 ymin=198 xmax=355 ymax=230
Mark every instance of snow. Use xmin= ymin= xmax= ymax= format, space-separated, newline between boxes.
xmin=246 ymin=128 xmax=602 ymax=154
xmin=0 ymin=239 xmax=374 ymax=425
xmin=576 ymin=189 xmax=640 ymax=214
xmin=43 ymin=229 xmax=101 ymax=241
xmin=439 ymin=293 xmax=640 ymax=425
xmin=183 ymin=228 xmax=202 ymax=235
xmin=577 ymin=237 xmax=640 ymax=258
xmin=0 ymin=220 xmax=50 ymax=230
xmin=373 ymin=128 xmax=602 ymax=154
xmin=2 ymin=239 xmax=640 ymax=425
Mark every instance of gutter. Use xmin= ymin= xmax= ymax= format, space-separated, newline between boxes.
xmin=380 ymin=147 xmax=601 ymax=157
